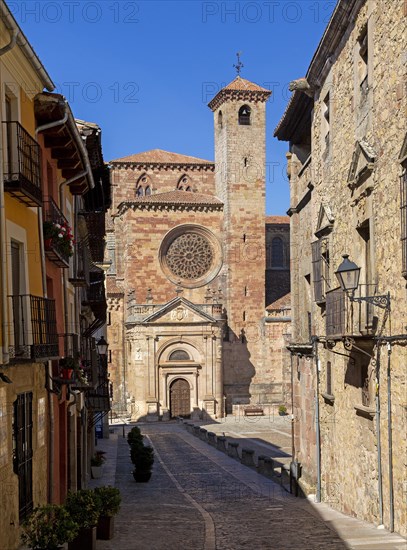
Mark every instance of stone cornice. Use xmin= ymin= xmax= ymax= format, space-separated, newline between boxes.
xmin=208 ymin=89 xmax=271 ymax=112
xmin=117 ymin=201 xmax=223 ymax=216
xmin=111 ymin=162 xmax=214 ymax=171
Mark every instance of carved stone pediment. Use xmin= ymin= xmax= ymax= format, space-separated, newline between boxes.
xmin=399 ymin=132 xmax=407 ymax=165
xmin=315 ymin=203 xmax=334 ymax=238
xmin=347 ymin=139 xmax=376 ymax=190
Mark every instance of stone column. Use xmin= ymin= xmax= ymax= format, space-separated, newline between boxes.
xmin=214 ymin=332 xmax=224 ymax=418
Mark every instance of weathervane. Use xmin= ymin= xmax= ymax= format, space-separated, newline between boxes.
xmin=233 ymin=51 xmax=243 ymax=76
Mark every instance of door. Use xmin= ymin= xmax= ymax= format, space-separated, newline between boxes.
xmin=11 ymin=241 xmax=22 ymax=352
xmin=13 ymin=392 xmax=33 ymax=520
xmin=170 ymin=379 xmax=190 ymax=418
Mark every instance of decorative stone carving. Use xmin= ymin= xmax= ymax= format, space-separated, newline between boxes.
xmin=288 ymin=78 xmax=314 ymax=97
xmin=166 ymin=233 xmax=213 ymax=280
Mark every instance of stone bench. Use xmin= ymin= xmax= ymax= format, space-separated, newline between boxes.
xmin=227 ymin=441 xmax=240 ymax=459
xmin=207 ymin=432 xmax=217 ymax=447
xmin=216 ymin=435 xmax=227 ymax=452
xmin=243 ymin=407 xmax=264 ymax=416
xmin=241 ymin=448 xmax=256 ymax=467
xmin=193 ymin=425 xmax=201 ymax=437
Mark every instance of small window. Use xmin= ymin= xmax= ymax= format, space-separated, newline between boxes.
xmin=169 ymin=350 xmax=190 ymax=361
xmin=323 ymin=93 xmax=330 ymax=150
xmin=271 ymin=237 xmax=284 ymax=267
xmin=177 ymin=175 xmax=190 ymax=190
xmin=145 ymin=186 xmax=151 ymax=196
xmin=400 ymin=167 xmax=407 ymax=278
xmin=218 ymin=110 xmax=223 ymax=128
xmin=326 ymin=361 xmax=332 ymax=395
xmin=238 ymin=105 xmax=251 ymax=126
xmin=358 ymin=25 xmax=368 ymax=95
xmin=136 ymin=187 xmax=144 ymax=197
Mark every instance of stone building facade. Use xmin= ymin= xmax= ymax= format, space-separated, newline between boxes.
xmin=275 ymin=0 xmax=406 ymax=536
xmin=107 ymin=77 xmax=290 ymax=421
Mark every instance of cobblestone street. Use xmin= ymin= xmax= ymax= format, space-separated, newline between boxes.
xmin=91 ymin=422 xmax=407 ymax=550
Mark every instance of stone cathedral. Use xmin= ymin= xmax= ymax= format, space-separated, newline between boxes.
xmin=106 ymin=77 xmax=290 ymax=421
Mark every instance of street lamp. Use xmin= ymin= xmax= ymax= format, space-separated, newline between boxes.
xmin=96 ymin=335 xmax=108 ymax=356
xmin=335 ymin=254 xmax=390 ymax=310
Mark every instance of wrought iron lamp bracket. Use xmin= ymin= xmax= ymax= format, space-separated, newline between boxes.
xmin=343 ymin=337 xmax=376 ymax=367
xmin=349 ymin=292 xmax=390 ymax=311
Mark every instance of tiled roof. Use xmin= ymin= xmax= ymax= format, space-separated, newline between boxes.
xmin=110 ymin=149 xmax=213 ymax=165
xmin=133 ymin=190 xmax=222 ymax=205
xmin=223 ymin=76 xmax=271 ymax=93
xmin=208 ymin=76 xmax=272 ymax=111
xmin=266 ymin=293 xmax=291 ymax=311
xmin=266 ymin=215 xmax=290 ymax=224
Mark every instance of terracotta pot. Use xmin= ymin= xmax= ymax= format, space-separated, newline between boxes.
xmin=62 ymin=368 xmax=73 ymax=380
xmin=97 ymin=515 xmax=114 ymax=540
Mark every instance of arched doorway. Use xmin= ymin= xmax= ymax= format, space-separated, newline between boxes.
xmin=170 ymin=379 xmax=190 ymax=418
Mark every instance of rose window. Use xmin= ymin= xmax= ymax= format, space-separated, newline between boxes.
xmin=166 ymin=233 xmax=213 ymax=280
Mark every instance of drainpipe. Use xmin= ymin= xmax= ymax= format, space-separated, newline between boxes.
xmin=0 ymin=31 xmax=19 ymax=365
xmin=35 ymin=111 xmax=69 ymax=504
xmin=313 ymin=337 xmax=322 ymax=503
xmin=386 ymin=342 xmax=394 ymax=532
xmin=375 ymin=345 xmax=384 ymax=526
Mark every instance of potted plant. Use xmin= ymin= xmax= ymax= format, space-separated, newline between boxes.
xmin=94 ymin=486 xmax=121 ymax=540
xmin=278 ymin=404 xmax=288 ymax=416
xmin=21 ymin=504 xmax=79 ymax=550
xmin=90 ymin=450 xmax=106 ymax=479
xmin=65 ymin=489 xmax=101 ymax=550
xmin=132 ymin=445 xmax=154 ymax=482
xmin=127 ymin=426 xmax=143 ymax=446
xmin=43 ymin=219 xmax=75 ymax=259
xmin=59 ymin=355 xmax=79 ymax=380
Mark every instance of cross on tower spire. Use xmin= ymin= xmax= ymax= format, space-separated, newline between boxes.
xmin=233 ymin=51 xmax=244 ymax=76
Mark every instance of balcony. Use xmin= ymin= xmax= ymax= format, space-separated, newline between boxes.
xmin=8 ymin=295 xmax=59 ymax=361
xmin=79 ymin=210 xmax=106 ymax=263
xmin=86 ymin=357 xmax=110 ymax=412
xmin=326 ymin=284 xmax=378 ymax=340
xmin=3 ymin=122 xmax=42 ymax=206
xmin=43 ymin=198 xmax=72 ymax=268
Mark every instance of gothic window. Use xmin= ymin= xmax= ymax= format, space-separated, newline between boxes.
xmin=177 ymin=175 xmax=190 ymax=191
xmin=238 ymin=105 xmax=251 ymax=126
xmin=311 ymin=238 xmax=330 ymax=303
xmin=145 ymin=186 xmax=151 ymax=196
xmin=136 ymin=173 xmax=152 ymax=197
xmin=136 ymin=186 xmax=144 ymax=197
xmin=169 ymin=350 xmax=190 ymax=361
xmin=271 ymin=237 xmax=284 ymax=267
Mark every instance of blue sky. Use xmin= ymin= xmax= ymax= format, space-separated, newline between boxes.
xmin=9 ymin=0 xmax=336 ymax=214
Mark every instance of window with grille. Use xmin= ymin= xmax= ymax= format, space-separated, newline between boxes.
xmin=13 ymin=393 xmax=33 ymax=520
xmin=311 ymin=238 xmax=330 ymax=303
xmin=271 ymin=237 xmax=284 ymax=267
xmin=401 ymin=168 xmax=407 ymax=278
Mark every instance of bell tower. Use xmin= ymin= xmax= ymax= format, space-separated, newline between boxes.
xmin=208 ymin=76 xmax=271 ymax=408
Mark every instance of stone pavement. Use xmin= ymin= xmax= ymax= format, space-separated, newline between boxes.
xmin=90 ymin=421 xmax=406 ymax=550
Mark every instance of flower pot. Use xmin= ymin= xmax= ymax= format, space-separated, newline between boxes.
xmin=62 ymin=368 xmax=73 ymax=380
xmin=44 ymin=238 xmax=53 ymax=250
xmin=68 ymin=526 xmax=96 ymax=550
xmin=91 ymin=465 xmax=103 ymax=479
xmin=97 ymin=515 xmax=114 ymax=540
xmin=278 ymin=411 xmax=287 ymax=416
xmin=133 ymin=469 xmax=152 ymax=482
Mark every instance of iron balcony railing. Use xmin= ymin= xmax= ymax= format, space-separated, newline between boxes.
xmin=3 ymin=121 xmax=42 ymax=206
xmin=326 ymin=284 xmax=378 ymax=340
xmin=43 ymin=197 xmax=71 ymax=267
xmin=8 ymin=295 xmax=59 ymax=360
xmin=58 ymin=333 xmax=79 ymax=358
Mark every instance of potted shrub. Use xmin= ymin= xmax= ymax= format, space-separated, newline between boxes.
xmin=59 ymin=356 xmax=79 ymax=380
xmin=94 ymin=486 xmax=121 ymax=540
xmin=278 ymin=404 xmax=288 ymax=416
xmin=65 ymin=489 xmax=101 ymax=550
xmin=132 ymin=445 xmax=154 ymax=482
xmin=21 ymin=504 xmax=79 ymax=550
xmin=91 ymin=450 xmax=106 ymax=479
xmin=127 ymin=426 xmax=143 ymax=446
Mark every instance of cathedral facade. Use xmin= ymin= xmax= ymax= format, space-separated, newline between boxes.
xmin=106 ymin=77 xmax=289 ymax=421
